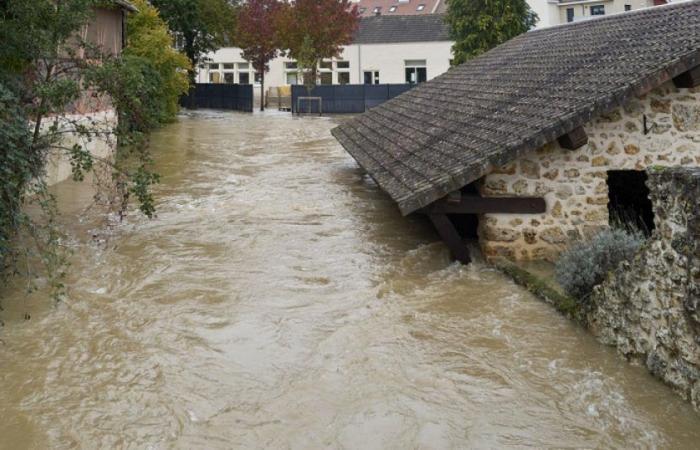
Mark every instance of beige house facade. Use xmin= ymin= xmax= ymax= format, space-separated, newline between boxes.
xmin=46 ymin=1 xmax=134 ymax=186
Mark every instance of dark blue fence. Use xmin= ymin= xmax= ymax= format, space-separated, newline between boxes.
xmin=292 ymin=84 xmax=414 ymax=114
xmin=180 ymin=83 xmax=254 ymax=112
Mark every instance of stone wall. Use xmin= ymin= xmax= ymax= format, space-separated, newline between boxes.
xmin=587 ymin=167 xmax=700 ymax=408
xmin=479 ymin=81 xmax=700 ymax=261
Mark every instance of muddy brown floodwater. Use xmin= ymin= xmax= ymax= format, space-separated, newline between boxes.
xmin=1 ymin=110 xmax=699 ymax=449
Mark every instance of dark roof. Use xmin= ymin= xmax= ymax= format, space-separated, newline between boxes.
xmin=353 ymin=14 xmax=451 ymax=44
xmin=112 ymin=0 xmax=138 ymax=12
xmin=333 ymin=2 xmax=700 ymax=215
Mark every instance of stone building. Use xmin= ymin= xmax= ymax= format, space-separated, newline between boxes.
xmin=332 ymin=1 xmax=700 ymax=264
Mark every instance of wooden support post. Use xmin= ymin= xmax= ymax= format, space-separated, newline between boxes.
xmin=557 ymin=126 xmax=588 ymax=150
xmin=673 ymin=65 xmax=700 ymax=89
xmin=428 ymin=213 xmax=471 ymax=264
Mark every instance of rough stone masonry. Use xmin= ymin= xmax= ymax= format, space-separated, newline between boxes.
xmin=480 ymin=81 xmax=700 ymax=261
xmin=587 ymin=167 xmax=700 ymax=408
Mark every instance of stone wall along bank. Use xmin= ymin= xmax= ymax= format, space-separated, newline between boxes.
xmin=588 ymin=167 xmax=700 ymax=408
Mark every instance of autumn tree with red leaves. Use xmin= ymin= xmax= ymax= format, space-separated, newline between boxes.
xmin=278 ymin=0 xmax=359 ymax=89
xmin=237 ymin=0 xmax=284 ymax=110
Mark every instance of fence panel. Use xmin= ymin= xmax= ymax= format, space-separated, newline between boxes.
xmin=180 ymin=84 xmax=253 ymax=112
xmin=388 ymin=84 xmax=414 ymax=99
xmin=363 ymin=84 xmax=390 ymax=111
xmin=291 ymin=83 xmax=414 ymax=114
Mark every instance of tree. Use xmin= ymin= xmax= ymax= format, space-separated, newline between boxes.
xmin=150 ymin=0 xmax=237 ymax=93
xmin=126 ymin=0 xmax=192 ymax=121
xmin=446 ymin=0 xmax=538 ymax=65
xmin=0 ymin=0 xmax=166 ymax=297
xmin=236 ymin=0 xmax=283 ymax=111
xmin=278 ymin=0 xmax=358 ymax=89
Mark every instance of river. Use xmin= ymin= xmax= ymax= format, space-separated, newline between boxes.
xmin=1 ymin=110 xmax=699 ymax=449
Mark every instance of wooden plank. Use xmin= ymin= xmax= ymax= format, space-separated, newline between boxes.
xmin=428 ymin=213 xmax=471 ymax=264
xmin=425 ymin=195 xmax=546 ymax=215
xmin=557 ymin=126 xmax=588 ymax=150
xmin=673 ymin=65 xmax=700 ymax=89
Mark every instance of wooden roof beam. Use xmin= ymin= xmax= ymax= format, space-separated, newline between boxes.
xmin=557 ymin=126 xmax=588 ymax=150
xmin=424 ymin=195 xmax=546 ymax=215
xmin=673 ymin=65 xmax=700 ymax=89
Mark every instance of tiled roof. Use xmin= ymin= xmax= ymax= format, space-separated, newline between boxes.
xmin=353 ymin=14 xmax=451 ymax=44
xmin=354 ymin=0 xmax=444 ymax=17
xmin=333 ymin=1 xmax=700 ymax=215
xmin=112 ymin=0 xmax=138 ymax=11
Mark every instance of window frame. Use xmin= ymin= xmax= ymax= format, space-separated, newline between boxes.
xmin=590 ymin=4 xmax=605 ymax=15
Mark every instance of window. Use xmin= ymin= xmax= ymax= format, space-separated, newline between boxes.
xmin=237 ymin=63 xmax=249 ymax=70
xmin=416 ymin=4 xmax=425 ymax=11
xmin=336 ymin=61 xmax=350 ymax=69
xmin=359 ymin=7 xmax=366 ymax=13
xmin=566 ymin=7 xmax=574 ymax=22
xmin=320 ymin=72 xmax=333 ymax=85
xmin=373 ymin=6 xmax=381 ymax=13
xmin=255 ymin=72 xmax=262 ymax=84
xmin=222 ymin=63 xmax=234 ymax=70
xmin=320 ymin=60 xmax=332 ymax=70
xmin=209 ymin=72 xmax=221 ymax=83
xmin=405 ymin=60 xmax=427 ymax=84
xmin=607 ymin=170 xmax=654 ymax=234
xmin=389 ymin=5 xmax=397 ymax=12
xmin=590 ymin=5 xmax=605 ymax=15
xmin=209 ymin=63 xmax=220 ymax=70
xmin=338 ymin=72 xmax=350 ymax=84
xmin=286 ymin=72 xmax=298 ymax=85
xmin=624 ymin=4 xmax=631 ymax=11
xmin=285 ymin=61 xmax=298 ymax=69
xmin=398 ymin=0 xmax=409 ymax=3
xmin=224 ymin=73 xmax=234 ymax=84
xmin=363 ymin=71 xmax=379 ymax=84
xmin=239 ymin=72 xmax=250 ymax=84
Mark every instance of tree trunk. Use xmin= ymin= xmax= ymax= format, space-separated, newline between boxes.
xmin=185 ymin=66 xmax=197 ymax=110
xmin=185 ymin=39 xmax=197 ymax=110
xmin=260 ymin=71 xmax=265 ymax=111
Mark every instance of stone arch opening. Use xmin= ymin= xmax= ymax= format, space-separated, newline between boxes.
xmin=607 ymin=170 xmax=655 ymax=234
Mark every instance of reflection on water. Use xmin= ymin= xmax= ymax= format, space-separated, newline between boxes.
xmin=1 ymin=110 xmax=698 ymax=449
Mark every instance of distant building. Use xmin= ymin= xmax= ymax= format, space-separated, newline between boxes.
xmin=349 ymin=0 xmax=447 ymax=17
xmin=530 ymin=0 xmax=668 ymax=28
xmin=197 ymin=15 xmax=453 ymax=88
xmin=344 ymin=0 xmax=670 ymax=29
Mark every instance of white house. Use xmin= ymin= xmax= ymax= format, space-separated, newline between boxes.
xmin=530 ymin=0 xmax=669 ymax=28
xmin=197 ymin=15 xmax=453 ymax=89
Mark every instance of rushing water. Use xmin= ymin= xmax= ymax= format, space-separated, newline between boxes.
xmin=1 ymin=110 xmax=699 ymax=449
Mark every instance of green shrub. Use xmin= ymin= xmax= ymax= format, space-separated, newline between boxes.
xmin=555 ymin=228 xmax=645 ymax=301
